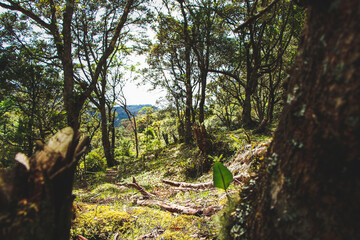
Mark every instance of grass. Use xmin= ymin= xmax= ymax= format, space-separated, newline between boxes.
xmin=71 ymin=130 xmax=272 ymax=239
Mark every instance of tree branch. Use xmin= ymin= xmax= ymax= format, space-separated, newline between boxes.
xmin=0 ymin=1 xmax=51 ymax=30
xmin=234 ymin=0 xmax=280 ymax=32
xmin=84 ymin=0 xmax=135 ymax=100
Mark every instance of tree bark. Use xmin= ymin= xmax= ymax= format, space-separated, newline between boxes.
xmin=239 ymin=1 xmax=360 ymax=239
xmin=0 ymin=128 xmax=89 ymax=240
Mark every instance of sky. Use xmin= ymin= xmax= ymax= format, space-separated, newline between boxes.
xmin=122 ymin=82 xmax=165 ymax=106
xmin=121 ymin=51 xmax=166 ymax=106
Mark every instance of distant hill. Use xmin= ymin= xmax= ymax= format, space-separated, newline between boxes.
xmin=114 ymin=104 xmax=154 ymax=127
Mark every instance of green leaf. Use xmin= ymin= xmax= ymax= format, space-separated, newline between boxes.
xmin=213 ymin=162 xmax=233 ymax=190
xmin=230 ymin=135 xmax=243 ymax=145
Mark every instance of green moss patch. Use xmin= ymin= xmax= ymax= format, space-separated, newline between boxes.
xmin=71 ymin=203 xmax=215 ymax=239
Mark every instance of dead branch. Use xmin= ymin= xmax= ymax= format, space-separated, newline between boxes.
xmin=162 ymin=179 xmax=213 ymax=189
xmin=117 ymin=177 xmax=222 ymax=216
xmin=135 ymin=199 xmax=202 ymax=215
xmin=162 ymin=174 xmax=246 ymax=190
xmin=135 ymin=199 xmax=222 ymax=216
xmin=116 ymin=176 xmax=154 ymax=199
xmin=172 ymin=187 xmax=201 ymax=192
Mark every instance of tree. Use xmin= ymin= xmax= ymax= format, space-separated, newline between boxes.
xmin=229 ymin=0 xmax=360 ymax=239
xmin=147 ymin=0 xmax=222 ymax=142
xmin=176 ymin=0 xmax=194 ymax=144
xmin=186 ymin=0 xmax=215 ymax=124
xmin=73 ymin=0 xmax=150 ymax=166
xmin=0 ymin=45 xmax=66 ymax=165
xmin=0 ymin=0 xmax=137 ymax=131
xmin=207 ymin=80 xmax=238 ymax=130
xmin=210 ymin=0 xmax=303 ymax=128
xmin=146 ymin=7 xmax=194 ymax=143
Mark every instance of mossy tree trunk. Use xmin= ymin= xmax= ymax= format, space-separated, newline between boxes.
xmin=0 ymin=128 xmax=89 ymax=240
xmin=239 ymin=0 xmax=360 ymax=239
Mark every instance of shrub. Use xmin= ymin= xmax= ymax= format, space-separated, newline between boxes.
xmin=84 ymin=149 xmax=106 ymax=172
xmin=117 ymin=139 xmax=132 ymax=157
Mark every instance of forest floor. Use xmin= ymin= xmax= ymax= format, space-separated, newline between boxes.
xmin=71 ymin=130 xmax=272 ymax=240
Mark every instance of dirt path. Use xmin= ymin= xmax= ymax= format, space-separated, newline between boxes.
xmin=104 ymin=169 xmax=118 ymax=183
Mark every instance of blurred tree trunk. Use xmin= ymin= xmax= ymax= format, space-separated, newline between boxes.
xmin=0 ymin=128 xmax=89 ymax=240
xmin=240 ymin=1 xmax=360 ymax=239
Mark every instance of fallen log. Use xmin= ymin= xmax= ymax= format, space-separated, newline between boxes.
xmin=135 ymin=199 xmax=222 ymax=216
xmin=119 ymin=178 xmax=222 ymax=216
xmin=135 ymin=199 xmax=202 ymax=215
xmin=172 ymin=187 xmax=200 ymax=192
xmin=162 ymin=174 xmax=246 ymax=189
xmin=162 ymin=179 xmax=213 ymax=189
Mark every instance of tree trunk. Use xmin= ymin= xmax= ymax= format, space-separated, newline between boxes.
xmin=0 ymin=128 xmax=89 ymax=240
xmin=198 ymin=71 xmax=207 ymax=124
xmin=178 ymin=0 xmax=193 ymax=145
xmin=110 ymin=108 xmax=116 ymax=161
xmin=184 ymin=41 xmax=193 ymax=145
xmin=99 ymin=102 xmax=115 ymax=167
xmin=242 ymin=46 xmax=259 ymax=128
xmin=242 ymin=87 xmax=253 ymax=127
xmin=239 ymin=1 xmax=360 ymax=239
xmin=198 ymin=47 xmax=210 ymax=124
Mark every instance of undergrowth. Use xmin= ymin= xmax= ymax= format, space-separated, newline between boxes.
xmin=72 ymin=130 xmax=273 ymax=239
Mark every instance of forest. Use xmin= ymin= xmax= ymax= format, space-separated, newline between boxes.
xmin=0 ymin=0 xmax=359 ymax=239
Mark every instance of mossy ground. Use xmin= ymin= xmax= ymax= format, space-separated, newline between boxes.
xmin=71 ymin=130 xmax=272 ymax=239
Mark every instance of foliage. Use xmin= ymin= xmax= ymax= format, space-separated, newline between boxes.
xmin=213 ymin=162 xmax=233 ymax=191
xmin=83 ymin=149 xmax=107 ymax=172
xmin=143 ymin=127 xmax=156 ymax=139
xmin=117 ymin=138 xmax=132 ymax=157
xmin=0 ymin=45 xmax=65 ymax=166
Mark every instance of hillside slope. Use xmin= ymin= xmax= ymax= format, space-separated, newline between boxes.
xmin=72 ymin=139 xmax=270 ymax=239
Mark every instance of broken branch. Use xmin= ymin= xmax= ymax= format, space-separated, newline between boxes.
xmin=116 ymin=176 xmax=154 ymax=199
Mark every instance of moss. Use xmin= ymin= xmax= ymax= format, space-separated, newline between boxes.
xmin=72 ymin=203 xmax=214 ymax=239
xmin=71 ymin=203 xmax=131 ymax=239
xmin=213 ymin=195 xmax=240 ymax=240
xmin=161 ymin=230 xmax=197 ymax=240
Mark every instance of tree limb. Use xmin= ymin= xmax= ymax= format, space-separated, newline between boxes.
xmin=116 ymin=176 xmax=155 ymax=199
xmin=0 ymin=1 xmax=51 ymax=30
xmin=234 ymin=0 xmax=280 ymax=32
